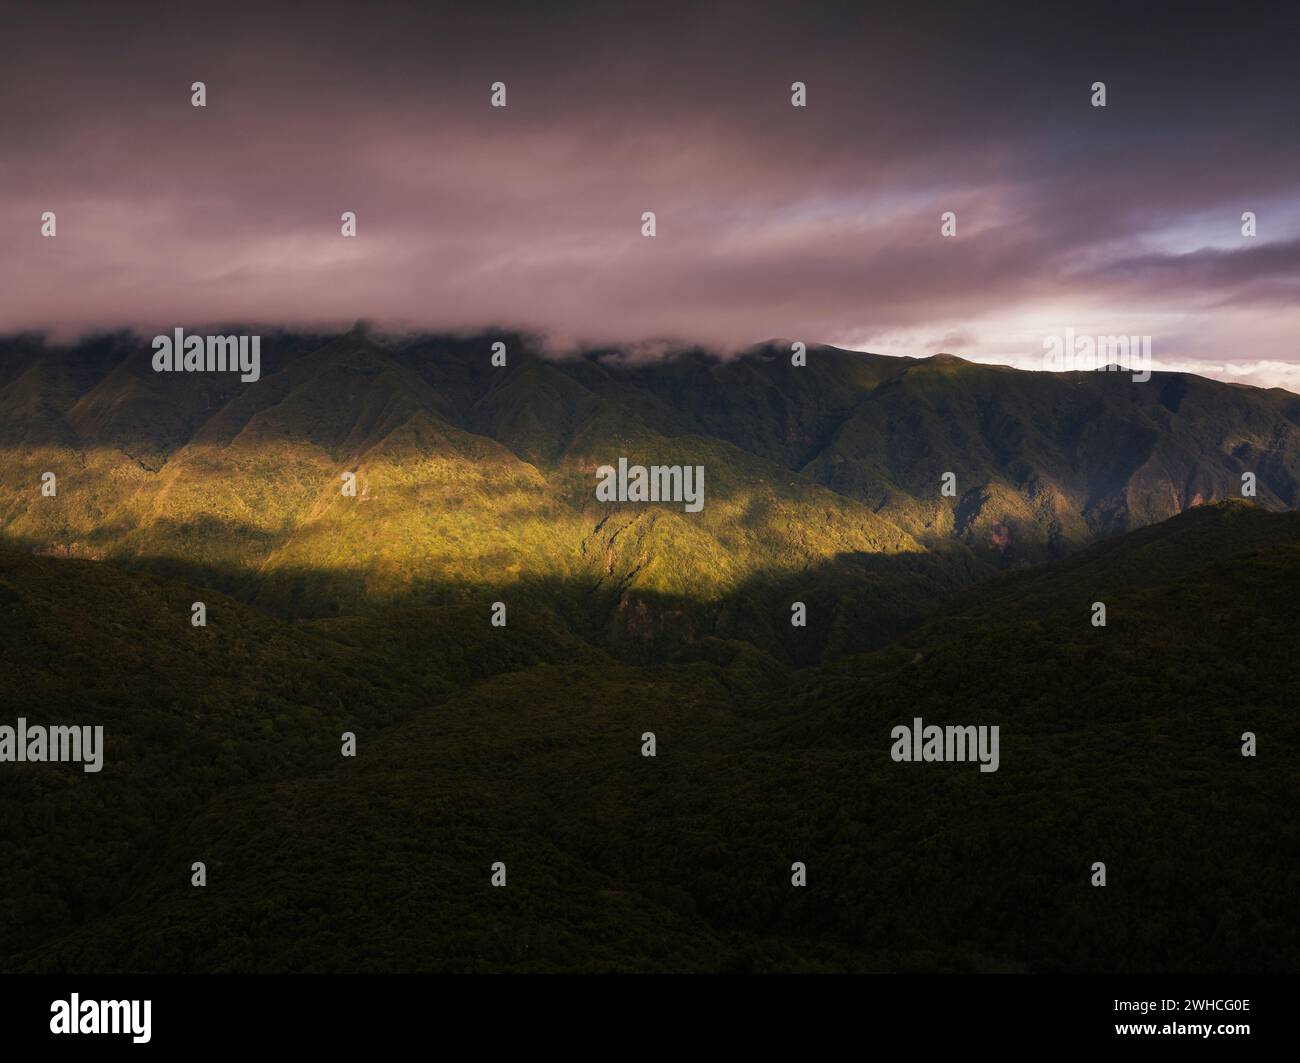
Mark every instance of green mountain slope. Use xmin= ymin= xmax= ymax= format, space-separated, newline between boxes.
xmin=799 ymin=357 xmax=1300 ymax=559
xmin=3 ymin=502 xmax=1296 ymax=973
xmin=0 ymin=546 xmax=603 ymax=963
xmin=2 ymin=331 xmax=1298 ymax=972
xmin=0 ymin=333 xmax=1004 ymax=661
xmin=5 ymin=331 xmax=1297 ymax=599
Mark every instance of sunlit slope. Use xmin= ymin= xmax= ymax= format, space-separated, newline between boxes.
xmin=3 ymin=331 xmax=1298 ymax=656
xmin=0 ymin=334 xmax=973 ymax=656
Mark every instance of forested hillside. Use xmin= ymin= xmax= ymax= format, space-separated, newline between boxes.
xmin=3 ymin=331 xmax=1299 ymax=662
xmin=3 ymin=503 xmax=1295 ymax=973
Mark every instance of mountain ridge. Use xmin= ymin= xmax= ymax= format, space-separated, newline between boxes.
xmin=2 ymin=330 xmax=1297 ymax=661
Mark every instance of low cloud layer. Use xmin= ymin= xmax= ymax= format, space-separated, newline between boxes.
xmin=2 ymin=1 xmax=1298 ymax=386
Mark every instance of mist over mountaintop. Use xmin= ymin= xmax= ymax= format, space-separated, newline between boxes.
xmin=5 ymin=2 xmax=1300 ymax=390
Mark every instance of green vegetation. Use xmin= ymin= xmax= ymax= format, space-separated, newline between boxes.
xmin=4 ymin=331 xmax=1299 ymax=659
xmin=1 ymin=331 xmax=1297 ymax=973
xmin=1 ymin=503 xmax=1296 ymax=973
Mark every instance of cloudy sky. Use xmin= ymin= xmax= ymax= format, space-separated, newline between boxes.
xmin=2 ymin=1 xmax=1298 ymax=387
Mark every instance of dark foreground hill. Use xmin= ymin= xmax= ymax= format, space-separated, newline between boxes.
xmin=3 ymin=502 xmax=1296 ymax=973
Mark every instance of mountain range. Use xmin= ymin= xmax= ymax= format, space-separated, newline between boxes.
xmin=1 ymin=330 xmax=1297 ymax=973
xmin=3 ymin=330 xmax=1298 ymax=661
